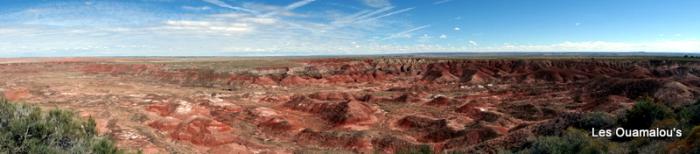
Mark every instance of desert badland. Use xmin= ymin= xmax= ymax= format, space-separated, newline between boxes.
xmin=1 ymin=56 xmax=700 ymax=153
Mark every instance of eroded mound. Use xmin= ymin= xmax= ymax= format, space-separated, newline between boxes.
xmin=396 ymin=115 xmax=463 ymax=142
xmin=3 ymin=57 xmax=699 ymax=153
xmin=283 ymin=95 xmax=377 ymax=127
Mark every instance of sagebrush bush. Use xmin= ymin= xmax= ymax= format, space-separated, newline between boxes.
xmin=575 ymin=112 xmax=616 ymax=130
xmin=512 ymin=99 xmax=700 ymax=154
xmin=396 ymin=144 xmax=433 ymax=154
xmin=526 ymin=128 xmax=616 ymax=154
xmin=668 ymin=125 xmax=700 ymax=154
xmin=0 ymin=98 xmax=123 ymax=154
xmin=680 ymin=100 xmax=700 ymax=127
xmin=650 ymin=118 xmax=680 ymax=130
xmin=619 ymin=100 xmax=673 ymax=129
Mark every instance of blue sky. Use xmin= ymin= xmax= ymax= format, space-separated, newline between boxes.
xmin=0 ymin=0 xmax=699 ymax=56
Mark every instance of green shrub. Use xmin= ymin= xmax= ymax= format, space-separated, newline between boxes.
xmin=680 ymin=100 xmax=700 ymax=127
xmin=92 ymin=139 xmax=121 ymax=154
xmin=298 ymin=69 xmax=323 ymax=79
xmin=526 ymin=128 xmax=614 ymax=154
xmin=634 ymin=139 xmax=670 ymax=154
xmin=619 ymin=100 xmax=672 ymax=129
xmin=668 ymin=125 xmax=700 ymax=154
xmin=129 ymin=113 xmax=149 ymax=123
xmin=396 ymin=144 xmax=433 ymax=154
xmin=650 ymin=118 xmax=680 ymax=130
xmin=0 ymin=98 xmax=123 ymax=154
xmin=575 ymin=112 xmax=616 ymax=130
xmin=682 ymin=126 xmax=700 ymax=153
xmin=511 ymin=99 xmax=700 ymax=154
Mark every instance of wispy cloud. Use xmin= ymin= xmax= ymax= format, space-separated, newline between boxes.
xmin=480 ymin=41 xmax=700 ymax=52
xmin=362 ymin=0 xmax=392 ymax=8
xmin=200 ymin=0 xmax=259 ymax=14
xmin=261 ymin=0 xmax=316 ymax=17
xmin=285 ymin=0 xmax=316 ymax=10
xmin=356 ymin=7 xmax=414 ymax=23
xmin=163 ymin=20 xmax=253 ymax=33
xmin=356 ymin=7 xmax=395 ymax=20
xmin=6 ymin=1 xmax=694 ymax=56
xmin=334 ymin=6 xmax=393 ymax=25
xmin=469 ymin=40 xmax=478 ymax=46
xmin=384 ymin=25 xmax=431 ymax=40
xmin=0 ymin=28 xmax=18 ymax=35
xmin=182 ymin=6 xmax=211 ymax=11
xmin=433 ymin=0 xmax=453 ymax=5
xmin=331 ymin=6 xmax=413 ymax=29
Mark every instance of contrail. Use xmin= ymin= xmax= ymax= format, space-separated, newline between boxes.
xmin=383 ymin=25 xmax=431 ymax=40
xmin=356 ymin=7 xmax=414 ymax=23
xmin=201 ymin=0 xmax=259 ymax=14
xmin=261 ymin=0 xmax=317 ymax=17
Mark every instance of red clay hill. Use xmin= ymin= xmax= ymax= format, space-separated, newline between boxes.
xmin=1 ymin=57 xmax=698 ymax=153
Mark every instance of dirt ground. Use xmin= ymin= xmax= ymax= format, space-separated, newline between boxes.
xmin=1 ymin=57 xmax=698 ymax=153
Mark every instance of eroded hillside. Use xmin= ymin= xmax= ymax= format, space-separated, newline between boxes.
xmin=1 ymin=57 xmax=699 ymax=153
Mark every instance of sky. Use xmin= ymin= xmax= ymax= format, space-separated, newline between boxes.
xmin=0 ymin=0 xmax=699 ymax=57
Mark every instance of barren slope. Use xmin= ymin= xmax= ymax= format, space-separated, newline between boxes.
xmin=1 ymin=57 xmax=699 ymax=153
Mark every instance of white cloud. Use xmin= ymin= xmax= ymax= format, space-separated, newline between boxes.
xmin=334 ymin=7 xmax=393 ymax=25
xmin=164 ymin=20 xmax=252 ymax=33
xmin=200 ymin=0 xmax=259 ymax=14
xmin=479 ymin=41 xmax=700 ymax=52
xmin=285 ymin=0 xmax=316 ymax=10
xmin=362 ymin=0 xmax=392 ymax=8
xmin=165 ymin=20 xmax=211 ymax=27
xmin=261 ymin=0 xmax=316 ymax=17
xmin=3 ymin=25 xmax=699 ymax=56
xmin=0 ymin=1 xmax=411 ymax=56
xmin=3 ymin=2 xmax=163 ymax=27
xmin=182 ymin=6 xmax=211 ymax=11
xmin=469 ymin=40 xmax=478 ymax=46
xmin=330 ymin=6 xmax=414 ymax=30
xmin=314 ymin=40 xmax=700 ymax=54
xmin=329 ymin=40 xmax=700 ymax=54
xmin=210 ymin=13 xmax=246 ymax=18
xmin=5 ymin=1 xmax=698 ymax=56
xmin=433 ymin=0 xmax=453 ymax=5
xmin=384 ymin=25 xmax=431 ymax=40
xmin=0 ymin=29 xmax=18 ymax=35
xmin=356 ymin=7 xmax=414 ymax=23
xmin=416 ymin=34 xmax=433 ymax=43
xmin=244 ymin=17 xmax=277 ymax=25
xmin=575 ymin=22 xmax=581 ymax=26
xmin=201 ymin=0 xmax=234 ymax=8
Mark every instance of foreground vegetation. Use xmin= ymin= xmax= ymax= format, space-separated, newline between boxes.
xmin=0 ymin=98 xmax=123 ymax=154
xmin=512 ymin=98 xmax=700 ymax=154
